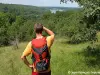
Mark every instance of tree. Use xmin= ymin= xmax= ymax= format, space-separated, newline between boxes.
xmin=61 ymin=0 xmax=100 ymax=30
xmin=0 ymin=12 xmax=9 ymax=45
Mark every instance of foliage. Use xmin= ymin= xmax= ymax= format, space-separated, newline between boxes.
xmin=0 ymin=12 xmax=9 ymax=45
xmin=0 ymin=2 xmax=99 ymax=45
xmin=84 ymin=44 xmax=100 ymax=66
xmin=61 ymin=0 xmax=100 ymax=30
xmin=40 ymin=10 xmax=97 ymax=44
xmin=60 ymin=0 xmax=100 ymax=43
xmin=0 ymin=3 xmax=48 ymax=18
xmin=0 ymin=3 xmax=49 ymax=46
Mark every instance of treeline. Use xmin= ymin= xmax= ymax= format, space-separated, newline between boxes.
xmin=0 ymin=3 xmax=49 ymax=20
xmin=0 ymin=1 xmax=100 ymax=46
xmin=0 ymin=3 xmax=49 ymax=46
xmin=40 ymin=10 xmax=97 ymax=44
xmin=42 ymin=0 xmax=100 ymax=44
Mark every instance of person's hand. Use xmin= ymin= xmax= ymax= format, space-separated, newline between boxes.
xmin=28 ymin=64 xmax=34 ymax=69
xmin=29 ymin=64 xmax=33 ymax=67
xmin=43 ymin=26 xmax=46 ymax=31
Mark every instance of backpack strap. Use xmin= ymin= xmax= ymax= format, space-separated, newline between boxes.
xmin=32 ymin=44 xmax=48 ymax=54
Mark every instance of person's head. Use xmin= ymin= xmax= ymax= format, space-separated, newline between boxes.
xmin=34 ymin=23 xmax=43 ymax=34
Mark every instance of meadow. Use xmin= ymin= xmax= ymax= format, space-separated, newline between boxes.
xmin=0 ymin=1 xmax=100 ymax=75
xmin=0 ymin=33 xmax=100 ymax=75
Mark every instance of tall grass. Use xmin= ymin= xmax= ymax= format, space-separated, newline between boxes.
xmin=0 ymin=37 xmax=100 ymax=75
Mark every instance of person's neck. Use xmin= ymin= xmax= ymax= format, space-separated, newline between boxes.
xmin=36 ymin=33 xmax=43 ymax=39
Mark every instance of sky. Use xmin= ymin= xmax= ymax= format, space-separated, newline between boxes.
xmin=0 ymin=0 xmax=79 ymax=7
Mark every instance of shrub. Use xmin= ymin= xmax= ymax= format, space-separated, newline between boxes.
xmin=83 ymin=44 xmax=100 ymax=66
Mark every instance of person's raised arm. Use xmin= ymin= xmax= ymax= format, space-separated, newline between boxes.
xmin=43 ymin=26 xmax=55 ymax=36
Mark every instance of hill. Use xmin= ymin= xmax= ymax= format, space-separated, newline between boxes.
xmin=0 ymin=3 xmax=80 ymax=15
xmin=0 ymin=3 xmax=49 ymax=17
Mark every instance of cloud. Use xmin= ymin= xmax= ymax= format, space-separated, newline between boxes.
xmin=0 ymin=0 xmax=26 ymax=4
xmin=0 ymin=0 xmax=79 ymax=7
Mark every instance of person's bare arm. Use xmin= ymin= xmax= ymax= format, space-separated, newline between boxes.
xmin=21 ymin=42 xmax=33 ymax=68
xmin=43 ymin=26 xmax=55 ymax=48
xmin=21 ymin=56 xmax=33 ymax=68
xmin=43 ymin=27 xmax=55 ymax=36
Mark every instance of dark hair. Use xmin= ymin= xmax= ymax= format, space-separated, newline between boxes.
xmin=34 ymin=23 xmax=43 ymax=33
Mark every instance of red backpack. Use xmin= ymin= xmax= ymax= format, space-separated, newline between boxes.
xmin=31 ymin=37 xmax=50 ymax=72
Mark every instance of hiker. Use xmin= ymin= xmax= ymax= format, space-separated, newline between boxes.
xmin=21 ymin=23 xmax=55 ymax=75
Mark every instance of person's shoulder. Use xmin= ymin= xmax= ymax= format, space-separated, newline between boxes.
xmin=27 ymin=41 xmax=32 ymax=47
xmin=29 ymin=41 xmax=31 ymax=44
xmin=46 ymin=34 xmax=55 ymax=41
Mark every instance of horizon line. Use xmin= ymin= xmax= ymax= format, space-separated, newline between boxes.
xmin=0 ymin=2 xmax=80 ymax=8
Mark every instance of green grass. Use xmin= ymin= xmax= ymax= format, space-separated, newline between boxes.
xmin=0 ymin=35 xmax=100 ymax=75
xmin=51 ymin=39 xmax=100 ymax=75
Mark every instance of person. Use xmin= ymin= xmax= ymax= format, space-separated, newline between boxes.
xmin=21 ymin=23 xmax=55 ymax=75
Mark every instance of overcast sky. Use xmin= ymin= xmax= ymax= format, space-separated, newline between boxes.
xmin=0 ymin=0 xmax=79 ymax=7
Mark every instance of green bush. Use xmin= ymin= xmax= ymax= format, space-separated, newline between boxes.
xmin=69 ymin=28 xmax=97 ymax=44
xmin=84 ymin=44 xmax=100 ymax=66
